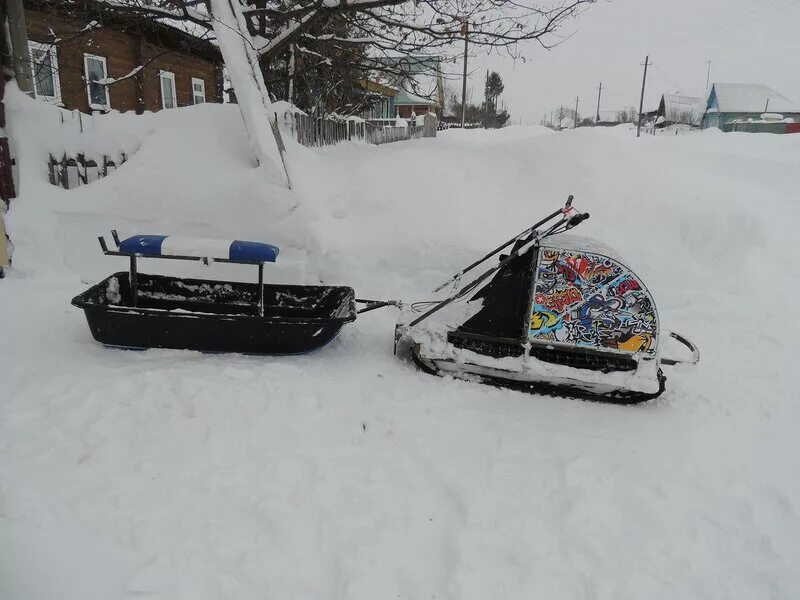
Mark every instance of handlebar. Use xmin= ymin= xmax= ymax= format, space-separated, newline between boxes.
xmin=567 ymin=212 xmax=590 ymax=229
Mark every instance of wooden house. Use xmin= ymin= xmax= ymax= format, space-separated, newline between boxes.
xmin=24 ymin=0 xmax=223 ymax=114
xmin=655 ymin=94 xmax=704 ymax=127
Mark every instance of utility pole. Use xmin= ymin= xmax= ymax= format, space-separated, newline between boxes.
xmin=595 ymin=82 xmax=603 ymax=122
xmin=705 ymin=60 xmax=711 ymax=89
xmin=6 ymin=0 xmax=33 ymax=95
xmin=460 ymin=21 xmax=469 ymax=129
xmin=559 ymin=105 xmax=564 ymax=130
xmin=574 ymin=96 xmax=579 ymax=128
xmin=637 ymin=55 xmax=650 ymax=138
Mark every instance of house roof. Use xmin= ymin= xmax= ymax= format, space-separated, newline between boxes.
xmin=367 ymin=55 xmax=442 ymax=107
xmin=394 ymin=89 xmax=436 ymax=106
xmin=359 ymin=80 xmax=399 ymax=97
xmin=707 ymin=83 xmax=798 ymax=113
xmin=28 ymin=0 xmax=221 ymax=61
xmin=660 ymin=94 xmax=704 ymax=124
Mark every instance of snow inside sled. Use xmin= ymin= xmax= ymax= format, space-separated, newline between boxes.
xmin=72 ymin=232 xmax=356 ymax=354
xmin=396 ymin=198 xmax=699 ymax=403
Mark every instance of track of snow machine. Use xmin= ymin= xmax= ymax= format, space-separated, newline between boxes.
xmin=394 ymin=196 xmax=699 ymax=404
xmin=73 ymin=196 xmax=698 ymax=404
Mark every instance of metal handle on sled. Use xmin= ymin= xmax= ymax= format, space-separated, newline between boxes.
xmin=97 ymin=230 xmax=268 ymax=316
xmin=98 ymin=231 xmax=141 ymax=308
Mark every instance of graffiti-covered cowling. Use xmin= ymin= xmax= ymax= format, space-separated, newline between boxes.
xmin=396 ymin=198 xmax=699 ymax=403
xmin=529 ymin=237 xmax=659 ymax=356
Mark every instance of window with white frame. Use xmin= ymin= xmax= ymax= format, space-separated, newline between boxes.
xmin=160 ymin=71 xmax=177 ymax=109
xmin=191 ymin=77 xmax=206 ymax=104
xmin=29 ymin=41 xmax=61 ymax=103
xmin=83 ymin=54 xmax=110 ymax=110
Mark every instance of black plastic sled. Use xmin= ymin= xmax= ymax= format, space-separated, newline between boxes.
xmin=72 ymin=232 xmax=356 ymax=354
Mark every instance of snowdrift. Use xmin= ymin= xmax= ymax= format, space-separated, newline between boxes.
xmin=4 ymin=88 xmax=300 ymax=283
xmin=2 ymin=89 xmax=800 ymax=600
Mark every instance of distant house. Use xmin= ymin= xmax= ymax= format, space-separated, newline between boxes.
xmin=393 ymin=88 xmax=439 ymax=119
xmin=656 ymin=94 xmax=704 ymax=127
xmin=25 ymin=0 xmax=223 ymax=114
xmin=360 ymin=80 xmax=397 ymax=121
xmin=701 ymin=83 xmax=800 ymax=131
xmin=360 ymin=81 xmax=440 ymax=123
xmin=362 ymin=55 xmax=443 ymax=121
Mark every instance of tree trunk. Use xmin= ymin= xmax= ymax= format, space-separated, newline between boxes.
xmin=208 ymin=0 xmax=291 ymax=187
xmin=6 ymin=0 xmax=33 ymax=95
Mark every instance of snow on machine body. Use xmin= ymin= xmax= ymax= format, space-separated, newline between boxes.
xmin=72 ymin=232 xmax=356 ymax=354
xmin=395 ymin=197 xmax=699 ymax=403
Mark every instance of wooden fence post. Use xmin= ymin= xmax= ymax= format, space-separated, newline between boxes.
xmin=85 ymin=158 xmax=99 ymax=183
xmin=64 ymin=156 xmax=79 ymax=189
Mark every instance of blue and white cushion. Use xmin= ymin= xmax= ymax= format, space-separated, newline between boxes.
xmin=118 ymin=235 xmax=280 ymax=263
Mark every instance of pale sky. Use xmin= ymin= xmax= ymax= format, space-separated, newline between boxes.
xmin=450 ymin=0 xmax=800 ymax=124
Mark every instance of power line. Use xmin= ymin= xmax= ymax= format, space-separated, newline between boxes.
xmin=709 ymin=0 xmax=782 ymax=30
xmin=709 ymin=0 xmax=799 ymax=33
xmin=651 ymin=63 xmax=687 ymax=95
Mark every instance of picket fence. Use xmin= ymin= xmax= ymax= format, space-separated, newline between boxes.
xmin=46 ymin=111 xmax=437 ymax=190
xmin=48 ymin=153 xmax=127 ymax=189
xmin=282 ymin=112 xmax=437 ymax=148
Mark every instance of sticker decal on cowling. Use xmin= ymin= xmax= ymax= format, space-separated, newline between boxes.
xmin=529 ymin=248 xmax=658 ymax=354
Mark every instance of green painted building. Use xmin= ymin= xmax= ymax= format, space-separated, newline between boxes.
xmin=702 ymin=83 xmax=800 ymax=132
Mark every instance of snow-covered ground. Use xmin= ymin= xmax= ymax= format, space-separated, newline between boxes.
xmin=2 ymin=90 xmax=800 ymax=599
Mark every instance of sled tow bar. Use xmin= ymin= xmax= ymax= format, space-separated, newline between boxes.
xmin=355 ymin=299 xmax=402 ymax=314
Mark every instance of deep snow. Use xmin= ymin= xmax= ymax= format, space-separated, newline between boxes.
xmin=2 ymin=90 xmax=800 ymax=599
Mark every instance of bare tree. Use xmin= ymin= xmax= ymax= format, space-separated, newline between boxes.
xmin=15 ymin=0 xmax=598 ymax=183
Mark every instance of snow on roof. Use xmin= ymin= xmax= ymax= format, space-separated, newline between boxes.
xmin=661 ymin=94 xmax=704 ymax=125
xmin=708 ymin=83 xmax=799 ymax=113
xmin=394 ymin=89 xmax=436 ymax=106
xmin=93 ymin=0 xmax=216 ymax=45
xmin=158 ymin=18 xmax=217 ymax=45
xmin=369 ymin=55 xmax=442 ymax=106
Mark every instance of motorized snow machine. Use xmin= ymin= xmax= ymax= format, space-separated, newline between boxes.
xmin=393 ymin=196 xmax=699 ymax=403
xmin=72 ymin=195 xmax=698 ymax=403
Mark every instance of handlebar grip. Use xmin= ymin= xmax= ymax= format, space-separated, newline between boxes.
xmin=567 ymin=212 xmax=590 ymax=228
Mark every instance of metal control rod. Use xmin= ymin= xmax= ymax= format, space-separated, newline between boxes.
xmin=408 ymin=205 xmax=589 ymax=328
xmin=431 ymin=195 xmax=574 ymax=293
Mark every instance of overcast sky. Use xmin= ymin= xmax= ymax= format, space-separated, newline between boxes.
xmin=451 ymin=0 xmax=800 ymax=124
